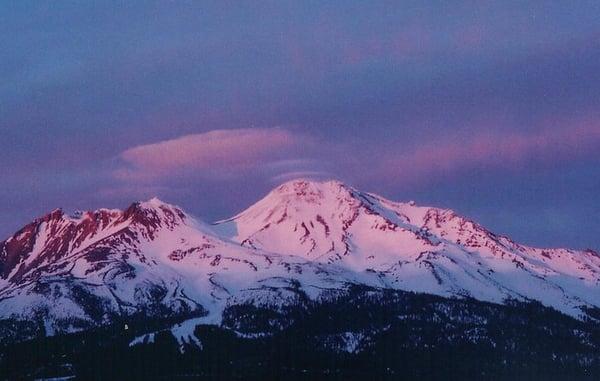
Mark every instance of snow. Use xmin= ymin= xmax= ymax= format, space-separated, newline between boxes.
xmin=170 ymin=317 xmax=205 ymax=352
xmin=2 ymin=178 xmax=600 ymax=343
xmin=129 ymin=332 xmax=155 ymax=346
xmin=213 ymin=179 xmax=600 ymax=317
xmin=130 ymin=313 xmax=222 ymax=352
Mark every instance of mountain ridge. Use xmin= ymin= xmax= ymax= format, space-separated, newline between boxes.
xmin=0 ymin=178 xmax=599 ymax=346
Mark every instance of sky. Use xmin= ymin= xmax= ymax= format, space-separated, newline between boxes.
xmin=1 ymin=1 xmax=600 ymax=250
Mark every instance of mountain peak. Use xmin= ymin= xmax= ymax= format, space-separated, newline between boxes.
xmin=270 ymin=178 xmax=353 ymax=202
xmin=122 ymin=198 xmax=188 ymax=234
xmin=125 ymin=197 xmax=183 ymax=216
xmin=275 ymin=178 xmax=345 ymax=192
xmin=40 ymin=208 xmax=65 ymax=222
xmin=138 ymin=196 xmax=171 ymax=208
xmin=218 ymin=178 xmax=419 ymax=263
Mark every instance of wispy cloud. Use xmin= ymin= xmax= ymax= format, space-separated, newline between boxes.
xmin=114 ymin=128 xmax=307 ymax=181
xmin=377 ymin=118 xmax=600 ymax=186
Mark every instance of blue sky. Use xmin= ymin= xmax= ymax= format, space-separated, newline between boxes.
xmin=1 ymin=1 xmax=600 ymax=249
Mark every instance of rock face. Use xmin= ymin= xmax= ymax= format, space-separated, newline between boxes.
xmin=0 ymin=179 xmax=599 ymax=343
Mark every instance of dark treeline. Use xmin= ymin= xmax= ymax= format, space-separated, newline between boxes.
xmin=1 ymin=286 xmax=599 ymax=380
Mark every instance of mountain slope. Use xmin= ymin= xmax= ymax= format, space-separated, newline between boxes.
xmin=0 ymin=196 xmax=361 ymax=343
xmin=214 ymin=179 xmax=600 ymax=317
xmin=4 ymin=286 xmax=600 ymax=381
xmin=0 ymin=179 xmax=599 ymax=345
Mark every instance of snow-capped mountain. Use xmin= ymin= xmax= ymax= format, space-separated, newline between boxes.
xmin=215 ymin=180 xmax=600 ymax=316
xmin=0 ymin=195 xmax=358 ymax=343
xmin=1 ymin=179 xmax=599 ymax=344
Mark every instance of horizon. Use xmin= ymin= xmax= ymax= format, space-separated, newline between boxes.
xmin=1 ymin=2 xmax=600 ymax=250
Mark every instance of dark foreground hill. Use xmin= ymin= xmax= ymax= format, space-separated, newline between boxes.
xmin=2 ymin=286 xmax=599 ymax=381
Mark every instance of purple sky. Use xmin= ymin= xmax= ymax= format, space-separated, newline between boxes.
xmin=1 ymin=2 xmax=600 ymax=250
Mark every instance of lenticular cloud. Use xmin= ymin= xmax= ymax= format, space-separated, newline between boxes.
xmin=116 ymin=128 xmax=302 ymax=180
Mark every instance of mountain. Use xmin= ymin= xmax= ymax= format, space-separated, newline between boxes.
xmin=0 ymin=194 xmax=360 ymax=345
xmin=215 ymin=179 xmax=600 ymax=316
xmin=0 ymin=179 xmax=599 ymax=378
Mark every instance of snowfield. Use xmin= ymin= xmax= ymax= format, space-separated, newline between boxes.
xmin=0 ymin=179 xmax=599 ymax=344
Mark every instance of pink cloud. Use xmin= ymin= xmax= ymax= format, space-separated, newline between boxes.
xmin=377 ymin=119 xmax=600 ymax=187
xmin=115 ymin=128 xmax=303 ymax=181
